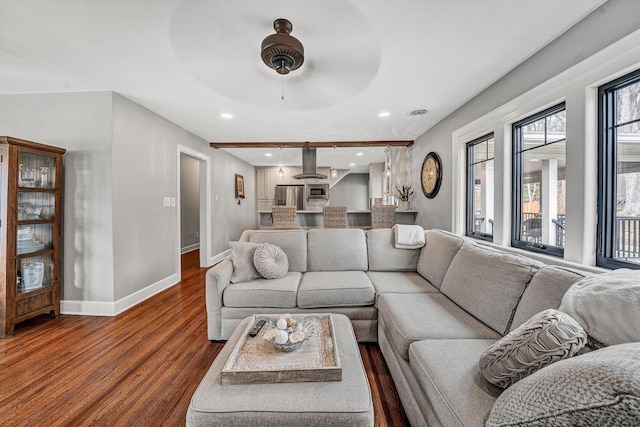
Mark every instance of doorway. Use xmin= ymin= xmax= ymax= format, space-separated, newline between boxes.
xmin=177 ymin=145 xmax=211 ymax=278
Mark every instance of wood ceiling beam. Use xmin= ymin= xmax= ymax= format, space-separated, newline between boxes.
xmin=210 ymin=140 xmax=414 ymax=149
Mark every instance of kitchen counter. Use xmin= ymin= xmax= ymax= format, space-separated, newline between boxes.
xmin=256 ymin=209 xmax=418 ymax=229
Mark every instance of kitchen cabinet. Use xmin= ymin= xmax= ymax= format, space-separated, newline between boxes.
xmin=275 ymin=167 xmax=302 ymax=185
xmin=1 ymin=136 xmax=65 ymax=338
xmin=257 ymin=168 xmax=277 ymax=199
xmin=256 ymin=168 xmax=277 ymax=209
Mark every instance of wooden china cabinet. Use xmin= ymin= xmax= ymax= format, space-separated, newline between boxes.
xmin=0 ymin=136 xmax=65 ymax=338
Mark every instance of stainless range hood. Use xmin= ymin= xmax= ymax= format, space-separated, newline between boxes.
xmin=293 ymin=147 xmax=327 ymax=180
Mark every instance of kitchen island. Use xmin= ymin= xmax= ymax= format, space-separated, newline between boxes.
xmin=257 ymin=209 xmax=418 ymax=229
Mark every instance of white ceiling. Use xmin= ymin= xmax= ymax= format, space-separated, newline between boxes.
xmin=0 ymin=0 xmax=604 ymax=172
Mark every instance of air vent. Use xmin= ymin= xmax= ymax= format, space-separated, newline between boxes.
xmin=408 ymin=109 xmax=428 ymax=117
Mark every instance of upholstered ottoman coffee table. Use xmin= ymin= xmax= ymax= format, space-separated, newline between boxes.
xmin=187 ymin=313 xmax=373 ymax=426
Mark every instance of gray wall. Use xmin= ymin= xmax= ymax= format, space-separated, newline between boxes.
xmin=0 ymin=91 xmax=257 ymax=308
xmin=180 ymin=154 xmax=200 ymax=252
xmin=411 ymin=0 xmax=640 ymax=231
xmin=329 ymin=173 xmax=369 ymax=210
xmin=0 ymin=92 xmax=115 ymax=302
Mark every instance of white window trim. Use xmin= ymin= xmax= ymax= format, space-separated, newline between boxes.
xmin=452 ymin=29 xmax=640 ymax=268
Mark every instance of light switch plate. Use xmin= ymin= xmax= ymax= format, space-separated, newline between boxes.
xmin=163 ymin=197 xmax=171 ymax=207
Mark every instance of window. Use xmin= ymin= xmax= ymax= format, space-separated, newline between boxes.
xmin=512 ymin=103 xmax=566 ymax=256
xmin=466 ymin=133 xmax=494 ymax=241
xmin=598 ymin=69 xmax=640 ymax=269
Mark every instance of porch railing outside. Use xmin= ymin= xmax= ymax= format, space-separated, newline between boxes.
xmin=520 ymin=213 xmax=640 ymax=259
xmin=616 ymin=216 xmax=640 ymax=260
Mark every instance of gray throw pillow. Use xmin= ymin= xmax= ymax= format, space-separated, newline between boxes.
xmin=479 ymin=309 xmax=586 ymax=389
xmin=253 ymin=243 xmax=289 ymax=279
xmin=559 ymin=269 xmax=640 ymax=346
xmin=486 ymin=343 xmax=640 ymax=426
xmin=228 ymin=241 xmax=262 ymax=283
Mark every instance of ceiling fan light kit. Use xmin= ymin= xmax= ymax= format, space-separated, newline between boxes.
xmin=261 ymin=18 xmax=304 ymax=75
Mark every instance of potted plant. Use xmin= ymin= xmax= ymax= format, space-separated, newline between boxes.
xmin=396 ymin=185 xmax=414 ymax=210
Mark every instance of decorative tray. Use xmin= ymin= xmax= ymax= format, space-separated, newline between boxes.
xmin=221 ymin=313 xmax=342 ymax=385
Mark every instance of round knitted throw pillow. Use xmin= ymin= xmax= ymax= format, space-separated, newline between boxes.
xmin=479 ymin=309 xmax=587 ymax=388
xmin=253 ymin=243 xmax=289 ymax=279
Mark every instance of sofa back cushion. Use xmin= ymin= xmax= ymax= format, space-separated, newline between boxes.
xmin=308 ymin=228 xmax=368 ymax=271
xmin=366 ymin=228 xmax=420 ymax=271
xmin=440 ymin=244 xmax=541 ymax=335
xmin=416 ymin=229 xmax=466 ymax=289
xmin=247 ymin=230 xmax=308 ymax=272
xmin=510 ymin=266 xmax=590 ymax=332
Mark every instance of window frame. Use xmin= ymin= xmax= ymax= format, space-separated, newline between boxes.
xmin=597 ymin=68 xmax=640 ymax=270
xmin=465 ymin=132 xmax=495 ymax=241
xmin=511 ymin=102 xmax=566 ymax=257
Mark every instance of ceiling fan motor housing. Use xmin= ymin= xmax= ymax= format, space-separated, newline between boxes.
xmin=261 ymin=18 xmax=304 ymax=75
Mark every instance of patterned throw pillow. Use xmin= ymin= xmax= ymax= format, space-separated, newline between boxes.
xmin=228 ymin=241 xmax=262 ymax=283
xmin=486 ymin=343 xmax=640 ymax=427
xmin=479 ymin=309 xmax=586 ymax=388
xmin=253 ymin=243 xmax=289 ymax=279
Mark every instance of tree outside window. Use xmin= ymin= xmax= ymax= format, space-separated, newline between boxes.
xmin=598 ymin=69 xmax=640 ymax=268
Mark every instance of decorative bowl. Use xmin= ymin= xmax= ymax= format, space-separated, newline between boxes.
xmin=262 ymin=315 xmax=313 ymax=352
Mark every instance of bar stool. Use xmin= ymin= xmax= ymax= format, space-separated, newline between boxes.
xmin=271 ymin=205 xmax=297 ymax=229
xmin=371 ymin=205 xmax=396 ymax=229
xmin=323 ymin=205 xmax=347 ymax=228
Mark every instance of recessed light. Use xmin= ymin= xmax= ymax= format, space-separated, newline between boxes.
xmin=378 ymin=111 xmax=390 ymax=118
xmin=265 ymin=153 xmax=273 ymax=157
xmin=349 ymin=163 xmax=356 ymax=167
xmin=356 ymin=152 xmax=364 ymax=156
xmin=221 ymin=113 xmax=233 ymax=119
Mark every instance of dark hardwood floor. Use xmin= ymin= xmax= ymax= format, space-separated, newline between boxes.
xmin=0 ymin=250 xmax=409 ymax=426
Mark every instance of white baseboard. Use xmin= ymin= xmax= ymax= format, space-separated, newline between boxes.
xmin=61 ymin=273 xmax=180 ymax=316
xmin=181 ymin=243 xmax=199 ymax=254
xmin=209 ymin=249 xmax=230 ymax=266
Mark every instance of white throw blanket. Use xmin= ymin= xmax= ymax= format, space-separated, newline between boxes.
xmin=393 ymin=224 xmax=426 ymax=249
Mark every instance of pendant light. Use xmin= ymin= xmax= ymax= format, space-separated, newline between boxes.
xmin=330 ymin=145 xmax=338 ymax=178
xmin=278 ymin=146 xmax=285 ymax=178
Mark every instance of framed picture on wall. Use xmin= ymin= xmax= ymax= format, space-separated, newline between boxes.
xmin=235 ymin=174 xmax=245 ymax=198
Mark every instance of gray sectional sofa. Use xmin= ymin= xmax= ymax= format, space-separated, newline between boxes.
xmin=205 ymin=228 xmax=594 ymax=426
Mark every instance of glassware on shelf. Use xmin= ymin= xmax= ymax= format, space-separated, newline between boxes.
xmin=18 ymin=164 xmax=24 ymax=187
xmin=39 ymin=167 xmax=49 ymax=189
xmin=22 ymin=262 xmax=44 ymax=290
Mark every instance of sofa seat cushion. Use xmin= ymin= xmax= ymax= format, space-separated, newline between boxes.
xmin=307 ymin=229 xmax=368 ymax=271
xmin=223 ymin=272 xmax=302 ymax=308
xmin=378 ymin=293 xmax=501 ymax=361
xmin=366 ymin=271 xmax=439 ymax=305
xmin=366 ymin=228 xmax=421 ymax=271
xmin=297 ymin=271 xmax=375 ymax=308
xmin=440 ymin=243 xmax=542 ymax=335
xmin=409 ymin=339 xmax=502 ymax=427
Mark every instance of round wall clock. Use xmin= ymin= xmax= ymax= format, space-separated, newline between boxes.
xmin=421 ymin=151 xmax=442 ymax=198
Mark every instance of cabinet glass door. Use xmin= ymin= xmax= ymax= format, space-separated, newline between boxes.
xmin=18 ymin=192 xmax=56 ymax=221
xmin=16 ymin=254 xmax=54 ymax=294
xmin=16 ymin=224 xmax=53 ymax=255
xmin=18 ymin=152 xmax=57 ymax=189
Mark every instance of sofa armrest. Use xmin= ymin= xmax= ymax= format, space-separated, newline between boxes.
xmin=206 ymin=258 xmax=233 ymax=340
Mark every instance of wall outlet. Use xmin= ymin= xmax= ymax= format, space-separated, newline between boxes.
xmin=170 ymin=197 xmax=176 ymax=207
xmin=163 ymin=197 xmax=171 ymax=207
